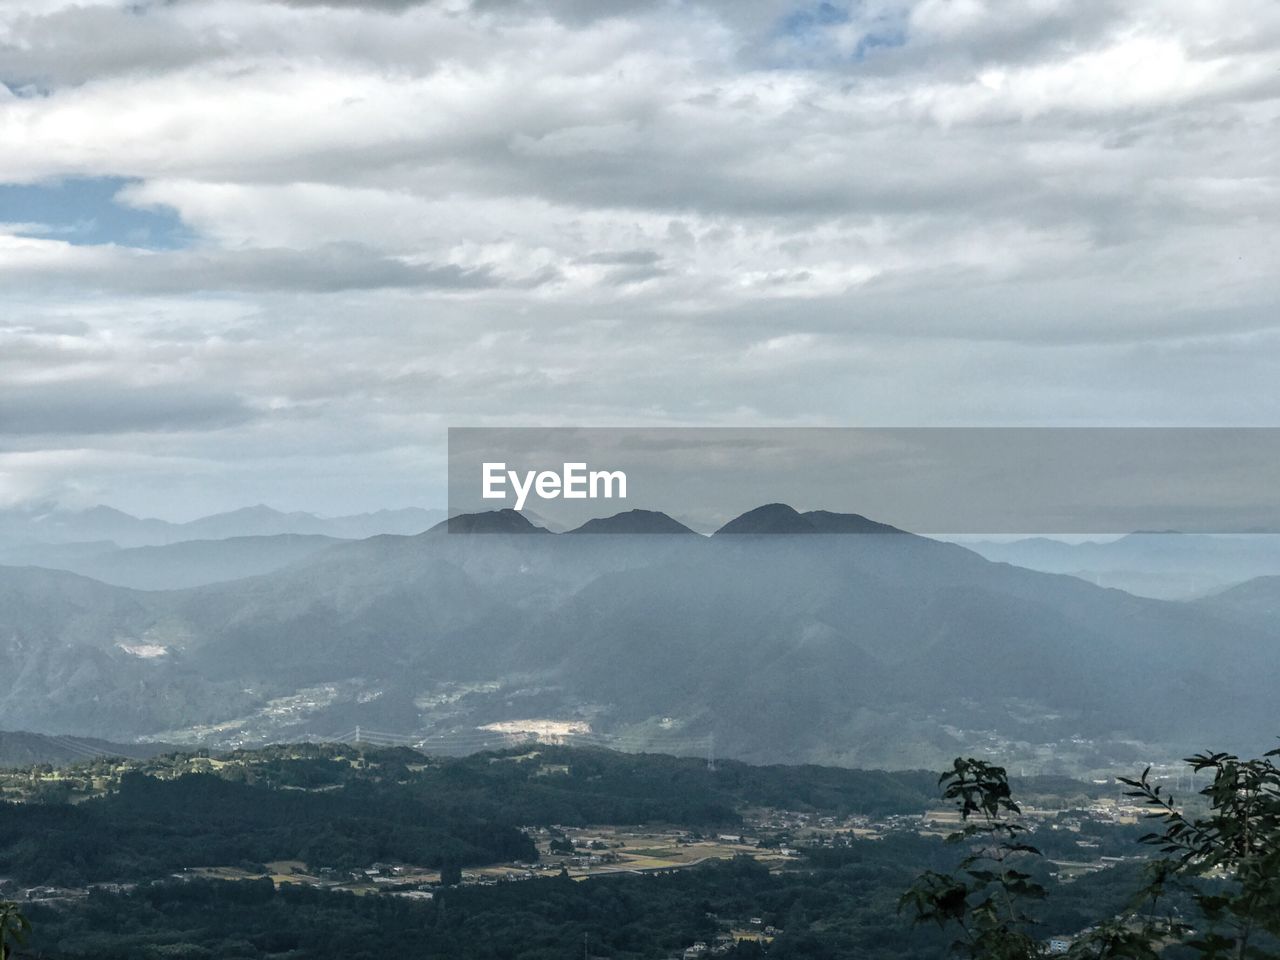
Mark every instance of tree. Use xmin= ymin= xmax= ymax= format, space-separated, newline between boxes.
xmin=0 ymin=901 xmax=31 ymax=960
xmin=898 ymin=757 xmax=1046 ymax=960
xmin=1098 ymin=746 xmax=1280 ymax=959
xmin=439 ymin=860 xmax=463 ymax=887
xmin=901 ymin=743 xmax=1280 ymax=960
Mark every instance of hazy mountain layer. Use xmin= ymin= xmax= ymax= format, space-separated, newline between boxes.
xmin=0 ymin=534 xmax=346 ymax=591
xmin=1 ymin=506 xmax=1275 ymax=772
xmin=1192 ymin=574 xmax=1280 ymax=625
xmin=0 ymin=502 xmax=445 ymax=549
xmin=965 ymin=533 xmax=1280 ymax=600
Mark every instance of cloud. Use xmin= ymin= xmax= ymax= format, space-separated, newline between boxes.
xmin=0 ymin=381 xmax=256 ymax=436
xmin=0 ymin=235 xmax=506 ymax=293
xmin=576 ymin=250 xmax=662 ymax=266
xmin=268 ymin=0 xmax=429 ymax=7
xmin=2 ymin=0 xmax=1280 ymax=515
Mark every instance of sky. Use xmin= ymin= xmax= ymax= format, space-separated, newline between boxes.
xmin=1 ymin=0 xmax=1279 ymax=519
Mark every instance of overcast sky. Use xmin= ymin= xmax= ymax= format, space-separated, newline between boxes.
xmin=2 ymin=0 xmax=1279 ymax=519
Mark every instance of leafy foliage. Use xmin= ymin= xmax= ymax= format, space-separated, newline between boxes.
xmin=1091 ymin=745 xmax=1280 ymax=959
xmin=904 ymin=743 xmax=1280 ymax=960
xmin=0 ymin=901 xmax=31 ymax=960
xmin=899 ymin=758 xmax=1047 ymax=960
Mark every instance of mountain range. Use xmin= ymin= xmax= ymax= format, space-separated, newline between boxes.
xmin=0 ymin=503 xmax=447 ymax=590
xmin=0 ymin=503 xmax=1276 ymax=774
xmin=0 ymin=502 xmax=445 ymax=549
xmin=964 ymin=532 xmax=1280 ymax=600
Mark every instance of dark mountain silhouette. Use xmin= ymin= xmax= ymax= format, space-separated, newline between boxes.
xmin=801 ymin=510 xmax=905 ymax=535
xmin=715 ymin=503 xmax=816 ymax=535
xmin=714 ymin=504 xmax=905 ymax=536
xmin=441 ymin=509 xmax=549 ymax=534
xmin=568 ymin=510 xmax=695 ymax=535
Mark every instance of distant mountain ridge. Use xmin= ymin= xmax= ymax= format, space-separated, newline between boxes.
xmin=0 ymin=502 xmax=446 ymax=548
xmin=1192 ymin=574 xmax=1280 ymax=624
xmin=18 ymin=534 xmax=346 ymax=591
xmin=1 ymin=503 xmax=1274 ymax=773
xmin=435 ymin=505 xmax=900 ymax=537
xmin=966 ymin=532 xmax=1280 ymax=599
xmin=0 ymin=504 xmax=447 ymax=589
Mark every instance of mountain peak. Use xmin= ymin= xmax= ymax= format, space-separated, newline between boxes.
xmin=715 ymin=504 xmax=907 ymax=536
xmin=78 ymin=504 xmax=146 ymax=521
xmin=205 ymin=504 xmax=292 ymax=520
xmin=714 ymin=503 xmax=812 ymax=535
xmin=438 ymin=509 xmax=549 ymax=534
xmin=568 ymin=510 xmax=695 ymax=535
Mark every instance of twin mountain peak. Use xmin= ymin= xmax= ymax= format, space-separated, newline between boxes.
xmin=440 ymin=503 xmax=906 ymax=536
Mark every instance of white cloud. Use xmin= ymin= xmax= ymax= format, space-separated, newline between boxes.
xmin=2 ymin=0 xmax=1279 ymax=514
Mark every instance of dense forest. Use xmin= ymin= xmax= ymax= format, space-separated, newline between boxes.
xmin=226 ymin=743 xmax=959 ymax=821
xmin=0 ymin=771 xmax=536 ymax=887
xmin=20 ymin=839 xmax=1154 ymax=960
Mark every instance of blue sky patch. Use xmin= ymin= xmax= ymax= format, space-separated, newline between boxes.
xmin=772 ymin=2 xmax=908 ymax=66
xmin=779 ymin=1 xmax=851 ymax=40
xmin=854 ymin=21 xmax=907 ymax=59
xmin=0 ymin=176 xmax=190 ymax=249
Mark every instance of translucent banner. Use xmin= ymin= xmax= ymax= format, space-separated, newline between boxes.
xmin=448 ymin=427 xmax=1280 ymax=535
